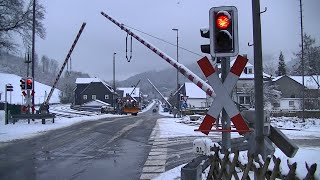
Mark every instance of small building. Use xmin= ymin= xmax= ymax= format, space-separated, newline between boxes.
xmin=74 ymin=78 xmax=115 ymax=106
xmin=117 ymin=87 xmax=141 ymax=104
xmin=226 ymin=59 xmax=271 ymax=108
xmin=272 ymin=75 xmax=320 ymax=110
xmin=184 ymin=82 xmax=209 ymax=108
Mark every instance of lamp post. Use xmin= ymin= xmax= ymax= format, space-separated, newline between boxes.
xmin=172 ymin=28 xmax=179 ymax=117
xmin=113 ymin=52 xmax=116 ymax=111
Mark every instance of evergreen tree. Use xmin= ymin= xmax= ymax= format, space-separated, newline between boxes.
xmin=277 ymin=51 xmax=286 ymax=76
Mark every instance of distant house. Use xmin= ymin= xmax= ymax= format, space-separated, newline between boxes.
xmin=117 ymin=87 xmax=141 ymax=104
xmin=272 ymin=75 xmax=320 ymax=110
xmin=168 ymin=82 xmax=210 ymax=109
xmin=184 ymin=82 xmax=210 ymax=108
xmin=168 ymin=84 xmax=185 ymax=108
xmin=74 ymin=78 xmax=115 ymax=106
xmin=228 ymin=59 xmax=271 ymax=108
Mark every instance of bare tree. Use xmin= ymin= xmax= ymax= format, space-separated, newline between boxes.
xmin=0 ymin=0 xmax=46 ymax=52
xmin=293 ymin=34 xmax=320 ymax=75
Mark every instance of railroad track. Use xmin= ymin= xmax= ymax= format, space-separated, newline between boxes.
xmin=50 ymin=104 xmax=98 ymax=118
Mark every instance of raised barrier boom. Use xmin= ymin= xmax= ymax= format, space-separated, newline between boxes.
xmin=101 ymin=12 xmax=215 ymax=98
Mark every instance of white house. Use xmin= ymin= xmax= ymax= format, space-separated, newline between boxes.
xmin=222 ymin=59 xmax=271 ymax=108
xmin=272 ymin=75 xmax=320 ymax=110
xmin=117 ymin=87 xmax=141 ymax=103
xmin=184 ymin=82 xmax=209 ymax=108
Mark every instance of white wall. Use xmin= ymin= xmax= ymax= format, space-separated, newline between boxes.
xmin=275 ymin=98 xmax=301 ymax=110
xmin=186 ymin=98 xmax=208 ymax=108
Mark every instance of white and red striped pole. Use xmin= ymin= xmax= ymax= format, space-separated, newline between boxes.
xmin=101 ymin=12 xmax=215 ymax=98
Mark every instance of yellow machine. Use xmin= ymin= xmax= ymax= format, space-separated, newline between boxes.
xmin=121 ymin=96 xmax=139 ymax=116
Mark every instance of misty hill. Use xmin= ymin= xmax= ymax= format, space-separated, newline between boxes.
xmin=0 ymin=52 xmax=90 ymax=92
xmin=118 ymin=62 xmax=206 ymax=98
xmin=0 ymin=72 xmax=60 ymax=104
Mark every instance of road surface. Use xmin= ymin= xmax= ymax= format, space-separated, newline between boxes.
xmin=0 ymin=107 xmax=162 ymax=180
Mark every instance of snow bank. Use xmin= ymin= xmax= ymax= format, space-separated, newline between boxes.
xmin=0 ymin=113 xmax=125 ymax=142
xmin=0 ymin=72 xmax=60 ymax=104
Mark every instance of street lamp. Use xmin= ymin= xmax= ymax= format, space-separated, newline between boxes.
xmin=113 ymin=52 xmax=116 ymax=111
xmin=172 ymin=28 xmax=179 ymax=117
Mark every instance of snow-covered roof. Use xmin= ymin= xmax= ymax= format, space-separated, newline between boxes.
xmin=76 ymin=78 xmax=114 ymax=93
xmin=76 ymin=78 xmax=100 ymax=84
xmin=272 ymin=75 xmax=320 ymax=89
xmin=82 ymin=99 xmax=111 ymax=107
xmin=272 ymin=75 xmax=284 ymax=82
xmin=289 ymin=75 xmax=320 ymax=89
xmin=118 ymin=87 xmax=140 ymax=98
xmin=217 ymin=59 xmax=271 ymax=79
xmin=185 ymin=82 xmax=206 ymax=99
xmin=219 ymin=72 xmax=271 ymax=79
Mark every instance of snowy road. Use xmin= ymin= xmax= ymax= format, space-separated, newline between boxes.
xmin=0 ymin=105 xmax=163 ymax=180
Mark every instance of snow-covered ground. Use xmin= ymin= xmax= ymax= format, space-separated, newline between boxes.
xmin=0 ymin=100 xmax=155 ymax=143
xmin=154 ymin=147 xmax=320 ymax=180
xmin=154 ymin=108 xmax=320 ymax=179
xmin=0 ymin=72 xmax=60 ymax=104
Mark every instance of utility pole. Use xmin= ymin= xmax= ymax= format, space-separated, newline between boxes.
xmin=4 ymin=85 xmax=8 ymax=125
xmin=31 ymin=0 xmax=36 ymax=114
xmin=252 ymin=0 xmax=266 ymax=160
xmin=172 ymin=28 xmax=179 ymax=117
xmin=221 ymin=57 xmax=231 ymax=152
xmin=113 ymin=52 xmax=116 ymax=112
xmin=299 ymin=0 xmax=305 ymax=122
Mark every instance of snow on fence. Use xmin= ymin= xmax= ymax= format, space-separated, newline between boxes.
xmin=206 ymin=145 xmax=317 ymax=180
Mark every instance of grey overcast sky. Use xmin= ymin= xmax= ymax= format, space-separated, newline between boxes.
xmin=33 ymin=0 xmax=319 ymax=81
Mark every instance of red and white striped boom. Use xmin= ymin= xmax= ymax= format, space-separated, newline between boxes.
xmin=45 ymin=22 xmax=86 ymax=104
xmin=101 ymin=12 xmax=215 ymax=98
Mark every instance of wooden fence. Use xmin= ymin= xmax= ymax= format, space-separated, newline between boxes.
xmin=206 ymin=145 xmax=318 ymax=180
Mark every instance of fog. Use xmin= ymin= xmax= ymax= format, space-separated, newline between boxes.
xmin=33 ymin=0 xmax=320 ymax=81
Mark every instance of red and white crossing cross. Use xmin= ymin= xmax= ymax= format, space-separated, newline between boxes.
xmin=22 ymin=90 xmax=33 ymax=107
xmin=196 ymin=55 xmax=250 ymax=135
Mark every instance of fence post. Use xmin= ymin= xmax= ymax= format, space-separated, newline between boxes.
xmin=181 ymin=155 xmax=209 ymax=180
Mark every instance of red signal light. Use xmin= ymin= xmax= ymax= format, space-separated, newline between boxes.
xmin=216 ymin=15 xmax=230 ymax=29
xmin=27 ymin=79 xmax=32 ymax=84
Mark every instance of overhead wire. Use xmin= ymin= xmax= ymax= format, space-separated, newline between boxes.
xmin=122 ymin=24 xmax=203 ymax=57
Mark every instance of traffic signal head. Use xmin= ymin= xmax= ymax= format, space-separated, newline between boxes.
xmin=200 ymin=28 xmax=210 ymax=54
xmin=26 ymin=78 xmax=33 ymax=90
xmin=209 ymin=6 xmax=239 ymax=57
xmin=20 ymin=78 xmax=26 ymax=90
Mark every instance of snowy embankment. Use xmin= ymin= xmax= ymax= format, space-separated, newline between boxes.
xmin=154 ymin=107 xmax=320 ymax=179
xmin=0 ymin=112 xmax=125 ymax=143
xmin=0 ymin=101 xmax=155 ymax=143
xmin=0 ymin=72 xmax=60 ymax=104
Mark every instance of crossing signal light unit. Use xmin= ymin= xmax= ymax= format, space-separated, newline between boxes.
xmin=200 ymin=28 xmax=210 ymax=54
xmin=26 ymin=78 xmax=33 ymax=90
xmin=20 ymin=78 xmax=26 ymax=90
xmin=209 ymin=6 xmax=239 ymax=57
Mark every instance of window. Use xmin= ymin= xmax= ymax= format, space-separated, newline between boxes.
xmin=273 ymin=102 xmax=280 ymax=107
xmin=245 ymin=96 xmax=251 ymax=104
xmin=83 ymin=95 xmax=87 ymax=100
xmin=105 ymin=95 xmax=109 ymax=99
xmin=289 ymin=101 xmax=295 ymax=107
xmin=239 ymin=96 xmax=245 ymax=104
xmin=248 ymin=68 xmax=253 ymax=74
xmin=239 ymin=96 xmax=251 ymax=105
xmin=92 ymin=95 xmax=96 ymax=100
